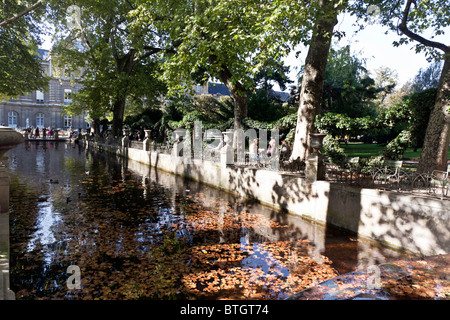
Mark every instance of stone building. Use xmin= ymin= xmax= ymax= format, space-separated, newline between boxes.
xmin=0 ymin=49 xmax=87 ymax=131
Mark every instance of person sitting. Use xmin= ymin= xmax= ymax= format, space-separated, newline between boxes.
xmin=249 ymin=138 xmax=261 ymax=166
xmin=280 ymin=140 xmax=291 ymax=161
xmin=266 ymin=138 xmax=277 ymax=157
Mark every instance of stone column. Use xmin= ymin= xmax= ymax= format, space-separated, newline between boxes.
xmin=0 ymin=126 xmax=23 ymax=300
xmin=0 ymin=156 xmax=9 ymax=214
xmin=305 ymin=133 xmax=326 ymax=183
xmin=122 ymin=129 xmax=130 ymax=148
xmin=220 ymin=130 xmax=234 ymax=167
xmin=143 ymin=129 xmax=151 ymax=151
xmin=0 ymin=157 xmax=15 ymax=300
xmin=305 ymin=153 xmax=326 ymax=183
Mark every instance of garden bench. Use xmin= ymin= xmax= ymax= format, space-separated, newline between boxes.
xmin=340 ymin=156 xmax=360 ymax=183
xmin=429 ymin=164 xmax=450 ymax=198
xmin=411 ymin=163 xmax=449 ymax=198
xmin=372 ymin=159 xmax=412 ymax=190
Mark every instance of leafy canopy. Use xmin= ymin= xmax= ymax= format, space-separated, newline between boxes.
xmin=0 ymin=0 xmax=49 ymax=100
xmin=48 ymin=0 xmax=167 ymax=122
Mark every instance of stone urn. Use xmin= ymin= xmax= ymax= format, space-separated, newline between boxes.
xmin=0 ymin=126 xmax=25 ymax=163
xmin=309 ymin=133 xmax=327 ymax=154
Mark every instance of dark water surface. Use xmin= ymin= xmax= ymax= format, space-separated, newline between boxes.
xmin=7 ymin=141 xmax=411 ymax=300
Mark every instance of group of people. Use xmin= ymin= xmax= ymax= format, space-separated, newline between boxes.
xmin=26 ymin=126 xmax=56 ymax=139
xmin=128 ymin=130 xmax=143 ymax=141
xmin=249 ymin=137 xmax=291 ymax=166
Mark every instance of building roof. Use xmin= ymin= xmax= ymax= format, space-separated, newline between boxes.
xmin=270 ymin=90 xmax=290 ymax=102
xmin=36 ymin=48 xmax=49 ymax=60
xmin=208 ymin=82 xmax=231 ymax=96
xmin=207 ymin=82 xmax=290 ymax=102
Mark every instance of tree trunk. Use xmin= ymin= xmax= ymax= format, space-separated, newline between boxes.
xmin=216 ymin=66 xmax=247 ymax=131
xmin=112 ymin=98 xmax=126 ymax=138
xmin=92 ymin=118 xmax=101 ymax=136
xmin=230 ymin=86 xmax=247 ymax=131
xmin=290 ymin=2 xmax=340 ymax=161
xmin=417 ymin=56 xmax=450 ymax=173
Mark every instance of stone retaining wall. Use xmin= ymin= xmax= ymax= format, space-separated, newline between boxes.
xmin=82 ymin=139 xmax=450 ymax=256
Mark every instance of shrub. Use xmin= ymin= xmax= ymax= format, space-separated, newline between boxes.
xmin=322 ymin=134 xmax=346 ymax=167
xmin=381 ymin=130 xmax=412 ymax=160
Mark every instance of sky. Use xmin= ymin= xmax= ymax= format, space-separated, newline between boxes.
xmin=281 ymin=10 xmax=444 ymax=92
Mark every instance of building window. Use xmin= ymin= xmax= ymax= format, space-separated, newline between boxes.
xmin=8 ymin=111 xmax=17 ymax=128
xmin=64 ymin=89 xmax=72 ymax=103
xmin=64 ymin=115 xmax=72 ymax=128
xmin=36 ymin=113 xmax=44 ymax=128
xmin=36 ymin=90 xmax=44 ymax=102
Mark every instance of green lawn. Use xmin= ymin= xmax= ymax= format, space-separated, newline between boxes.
xmin=341 ymin=142 xmax=450 ymax=160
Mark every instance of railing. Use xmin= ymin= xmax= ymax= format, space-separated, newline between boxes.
xmin=325 ymin=158 xmax=449 ymax=199
xmin=80 ymin=134 xmax=449 ymax=199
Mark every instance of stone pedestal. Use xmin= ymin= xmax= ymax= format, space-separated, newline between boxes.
xmin=122 ymin=129 xmax=130 ymax=148
xmin=220 ymin=145 xmax=234 ymax=167
xmin=0 ymin=126 xmax=24 ymax=300
xmin=220 ymin=130 xmax=234 ymax=167
xmin=143 ymin=130 xmax=151 ymax=151
xmin=305 ymin=152 xmax=325 ymax=184
xmin=0 ymin=211 xmax=15 ymax=300
xmin=0 ymin=126 xmax=25 ymax=300
xmin=0 ymin=159 xmax=9 ymax=214
xmin=0 ymin=164 xmax=12 ymax=299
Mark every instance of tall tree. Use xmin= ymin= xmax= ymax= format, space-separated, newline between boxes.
xmin=322 ymin=44 xmax=378 ymax=117
xmin=49 ymin=0 xmax=168 ymax=137
xmin=290 ymin=0 xmax=347 ymax=161
xmin=352 ymin=0 xmax=450 ymax=173
xmin=0 ymin=0 xmax=48 ymax=100
xmin=143 ymin=0 xmax=311 ymax=134
xmin=398 ymin=0 xmax=449 ymax=173
xmin=154 ymin=0 xmax=259 ymax=131
xmin=408 ymin=61 xmax=442 ymax=93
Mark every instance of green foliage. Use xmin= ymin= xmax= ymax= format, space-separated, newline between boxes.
xmin=381 ymin=130 xmax=412 ymax=160
xmin=316 ymin=87 xmax=436 ymax=146
xmin=49 ymin=0 xmax=167 ymax=134
xmin=322 ymin=134 xmax=346 ymax=166
xmin=315 ymin=112 xmax=372 ymax=139
xmin=141 ymin=0 xmax=313 ymax=97
xmin=322 ymin=44 xmax=378 ymax=117
xmin=247 ymin=89 xmax=287 ymax=122
xmin=350 ymin=0 xmax=450 ymax=61
xmin=407 ymin=61 xmax=442 ymax=93
xmin=0 ymin=0 xmax=48 ymax=99
xmin=316 ymin=87 xmax=436 ymax=160
xmin=403 ymin=88 xmax=437 ymax=148
xmin=252 ymin=57 xmax=294 ymax=92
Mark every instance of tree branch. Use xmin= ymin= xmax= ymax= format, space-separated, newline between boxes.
xmin=0 ymin=0 xmax=43 ymax=28
xmin=398 ymin=0 xmax=449 ymax=53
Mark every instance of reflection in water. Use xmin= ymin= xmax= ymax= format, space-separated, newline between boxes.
xmin=7 ymin=142 xmax=410 ymax=300
xmin=26 ymin=197 xmax=60 ymax=265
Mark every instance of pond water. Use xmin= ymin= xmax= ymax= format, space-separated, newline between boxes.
xmin=6 ymin=141 xmax=410 ymax=300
